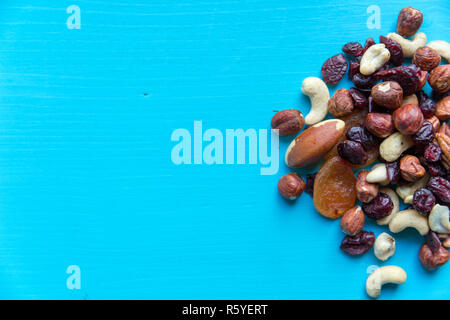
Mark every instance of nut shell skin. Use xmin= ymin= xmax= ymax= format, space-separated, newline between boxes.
xmin=371 ymin=81 xmax=403 ymax=110
xmin=419 ymin=243 xmax=449 ymax=270
xmin=396 ymin=7 xmax=423 ymax=38
xmin=365 ymin=113 xmax=395 ymax=138
xmin=393 ymin=104 xmax=424 ymax=135
xmin=400 ymin=155 xmax=426 ymax=182
xmin=413 ymin=46 xmax=441 ymax=72
xmin=271 ymin=109 xmax=305 ymax=136
xmin=328 ymin=89 xmax=354 ymax=117
xmin=278 ymin=173 xmax=306 ymax=200
xmin=428 ymin=65 xmax=450 ymax=93
xmin=285 ymin=119 xmax=345 ymax=168
xmin=340 ymin=206 xmax=365 ymax=236
xmin=356 ymin=171 xmax=379 ymax=203
xmin=426 ymin=116 xmax=441 ymax=133
xmin=436 ymin=123 xmax=450 ymax=169
xmin=436 ymin=96 xmax=450 ymax=121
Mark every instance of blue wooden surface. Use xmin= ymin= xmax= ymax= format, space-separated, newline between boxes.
xmin=0 ymin=0 xmax=448 ymax=300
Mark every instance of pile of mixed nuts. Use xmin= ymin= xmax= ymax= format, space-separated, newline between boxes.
xmin=272 ymin=7 xmax=450 ymax=298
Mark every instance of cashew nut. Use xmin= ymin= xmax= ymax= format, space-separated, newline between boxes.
xmin=366 ymin=266 xmax=407 ymax=299
xmin=379 ymin=132 xmax=414 ymax=162
xmin=360 ymin=44 xmax=391 ymax=75
xmin=428 ymin=204 xmax=450 ymax=234
xmin=395 ymin=174 xmax=429 ymax=203
xmin=301 ymin=77 xmax=330 ymax=125
xmin=377 ymin=188 xmax=400 ymax=225
xmin=389 ymin=209 xmax=429 ymax=236
xmin=366 ymin=163 xmax=389 ymax=185
xmin=387 ymin=32 xmax=427 ymax=58
xmin=427 ymin=40 xmax=450 ymax=62
xmin=374 ymin=233 xmax=396 ymax=261
xmin=401 ymin=94 xmax=418 ymax=107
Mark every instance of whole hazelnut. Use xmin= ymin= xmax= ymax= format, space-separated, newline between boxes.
xmin=365 ymin=113 xmax=395 ymax=138
xmin=396 ymin=7 xmax=423 ymax=37
xmin=400 ymin=155 xmax=426 ymax=182
xmin=340 ymin=206 xmax=365 ymax=236
xmin=428 ymin=65 xmax=450 ymax=93
xmin=271 ymin=109 xmax=305 ymax=136
xmin=328 ymin=89 xmax=354 ymax=117
xmin=419 ymin=70 xmax=428 ymax=90
xmin=278 ymin=173 xmax=305 ymax=200
xmin=426 ymin=116 xmax=441 ymax=133
xmin=413 ymin=46 xmax=441 ymax=72
xmin=419 ymin=243 xmax=449 ymax=270
xmin=436 ymin=96 xmax=450 ymax=121
xmin=371 ymin=81 xmax=403 ymax=109
xmin=356 ymin=170 xmax=379 ymax=203
xmin=393 ymin=104 xmax=424 ymax=135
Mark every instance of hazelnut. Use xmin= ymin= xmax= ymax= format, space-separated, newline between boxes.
xmin=365 ymin=113 xmax=394 ymax=138
xmin=418 ymin=70 xmax=428 ymax=90
xmin=371 ymin=81 xmax=403 ymax=109
xmin=428 ymin=65 xmax=450 ymax=93
xmin=393 ymin=104 xmax=424 ymax=135
xmin=436 ymin=96 xmax=450 ymax=121
xmin=356 ymin=171 xmax=379 ymax=203
xmin=340 ymin=206 xmax=365 ymax=236
xmin=271 ymin=109 xmax=305 ymax=136
xmin=328 ymin=89 xmax=354 ymax=117
xmin=413 ymin=46 xmax=441 ymax=72
xmin=436 ymin=123 xmax=450 ymax=170
xmin=426 ymin=115 xmax=441 ymax=133
xmin=396 ymin=7 xmax=423 ymax=37
xmin=278 ymin=173 xmax=305 ymax=200
xmin=400 ymin=155 xmax=426 ymax=182
xmin=419 ymin=243 xmax=449 ymax=270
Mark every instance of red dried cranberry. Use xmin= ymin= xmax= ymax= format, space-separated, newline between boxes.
xmin=419 ymin=99 xmax=436 ymax=118
xmin=305 ymin=173 xmax=316 ymax=196
xmin=340 ymin=231 xmax=375 ymax=256
xmin=362 ymin=38 xmax=375 ymax=54
xmin=413 ymin=121 xmax=435 ymax=146
xmin=425 ymin=231 xmax=442 ymax=254
xmin=342 ymin=42 xmax=363 ymax=56
xmin=424 ymin=143 xmax=442 ymax=163
xmin=349 ymin=88 xmax=369 ymax=108
xmin=337 ymin=140 xmax=368 ymax=165
xmin=346 ymin=126 xmax=376 ymax=150
xmin=321 ymin=53 xmax=348 ymax=84
xmin=427 ymin=177 xmax=450 ymax=205
xmin=374 ymin=64 xmax=422 ymax=96
xmin=420 ymin=157 xmax=446 ymax=177
xmin=413 ymin=188 xmax=436 ymax=216
xmin=379 ymin=35 xmax=404 ymax=66
xmin=362 ymin=192 xmax=394 ymax=220
xmin=348 ymin=60 xmax=361 ymax=79
xmin=386 ymin=161 xmax=400 ymax=184
xmin=352 ymin=73 xmax=377 ymax=90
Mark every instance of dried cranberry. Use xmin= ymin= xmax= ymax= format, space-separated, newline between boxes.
xmin=342 ymin=42 xmax=363 ymax=56
xmin=374 ymin=64 xmax=422 ymax=96
xmin=425 ymin=231 xmax=442 ymax=254
xmin=340 ymin=231 xmax=375 ymax=256
xmin=386 ymin=161 xmax=400 ymax=184
xmin=349 ymin=88 xmax=368 ymax=108
xmin=362 ymin=38 xmax=375 ymax=54
xmin=337 ymin=140 xmax=368 ymax=165
xmin=420 ymin=157 xmax=446 ymax=177
xmin=413 ymin=188 xmax=436 ymax=216
xmin=413 ymin=121 xmax=435 ymax=146
xmin=379 ymin=36 xmax=404 ymax=66
xmin=424 ymin=143 xmax=442 ymax=163
xmin=348 ymin=61 xmax=360 ymax=79
xmin=419 ymin=99 xmax=436 ymax=118
xmin=362 ymin=192 xmax=394 ymax=220
xmin=305 ymin=173 xmax=316 ymax=196
xmin=321 ymin=53 xmax=348 ymax=84
xmin=352 ymin=72 xmax=377 ymax=90
xmin=346 ymin=126 xmax=376 ymax=150
xmin=427 ymin=176 xmax=450 ymax=204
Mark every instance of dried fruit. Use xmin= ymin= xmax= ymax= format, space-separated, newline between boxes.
xmin=427 ymin=176 xmax=450 ymax=205
xmin=321 ymin=53 xmax=348 ymax=84
xmin=349 ymin=88 xmax=368 ymax=108
xmin=412 ymin=188 xmax=436 ymax=216
xmin=397 ymin=7 xmax=423 ymax=37
xmin=337 ymin=140 xmax=368 ymax=165
xmin=413 ymin=121 xmax=435 ymax=146
xmin=305 ymin=173 xmax=317 ymax=196
xmin=313 ymin=156 xmax=356 ymax=219
xmin=352 ymin=72 xmax=377 ymax=90
xmin=362 ymin=38 xmax=375 ymax=54
xmin=340 ymin=231 xmax=375 ymax=256
xmin=271 ymin=109 xmax=305 ymax=136
xmin=419 ymin=99 xmax=436 ymax=119
xmin=362 ymin=192 xmax=394 ymax=220
xmin=348 ymin=60 xmax=361 ymax=79
xmin=379 ymin=35 xmax=404 ymax=66
xmin=342 ymin=42 xmax=363 ymax=56
xmin=346 ymin=126 xmax=376 ymax=151
xmin=386 ymin=161 xmax=401 ymax=184
xmin=425 ymin=231 xmax=442 ymax=254
xmin=375 ymin=64 xmax=423 ymax=96
xmin=424 ymin=143 xmax=442 ymax=163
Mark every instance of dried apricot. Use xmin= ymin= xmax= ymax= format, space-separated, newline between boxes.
xmin=313 ymin=156 xmax=357 ymax=219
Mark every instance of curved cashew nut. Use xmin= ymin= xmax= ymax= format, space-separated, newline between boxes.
xmin=374 ymin=232 xmax=396 ymax=261
xmin=377 ymin=188 xmax=400 ymax=225
xmin=395 ymin=174 xmax=429 ymax=203
xmin=366 ymin=266 xmax=407 ymax=299
xmin=301 ymin=77 xmax=330 ymax=125
xmin=389 ymin=209 xmax=429 ymax=236
xmin=366 ymin=163 xmax=389 ymax=185
xmin=380 ymin=132 xmax=414 ymax=162
xmin=360 ymin=44 xmax=390 ymax=75
xmin=428 ymin=204 xmax=450 ymax=234
xmin=427 ymin=40 xmax=450 ymax=62
xmin=401 ymin=94 xmax=418 ymax=107
xmin=387 ymin=32 xmax=427 ymax=58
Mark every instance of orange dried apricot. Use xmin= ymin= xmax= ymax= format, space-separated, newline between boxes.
xmin=313 ymin=156 xmax=357 ymax=219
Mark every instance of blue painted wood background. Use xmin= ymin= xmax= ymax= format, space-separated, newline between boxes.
xmin=0 ymin=0 xmax=448 ymax=299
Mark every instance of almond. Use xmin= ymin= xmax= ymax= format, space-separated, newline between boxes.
xmin=285 ymin=119 xmax=345 ymax=168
